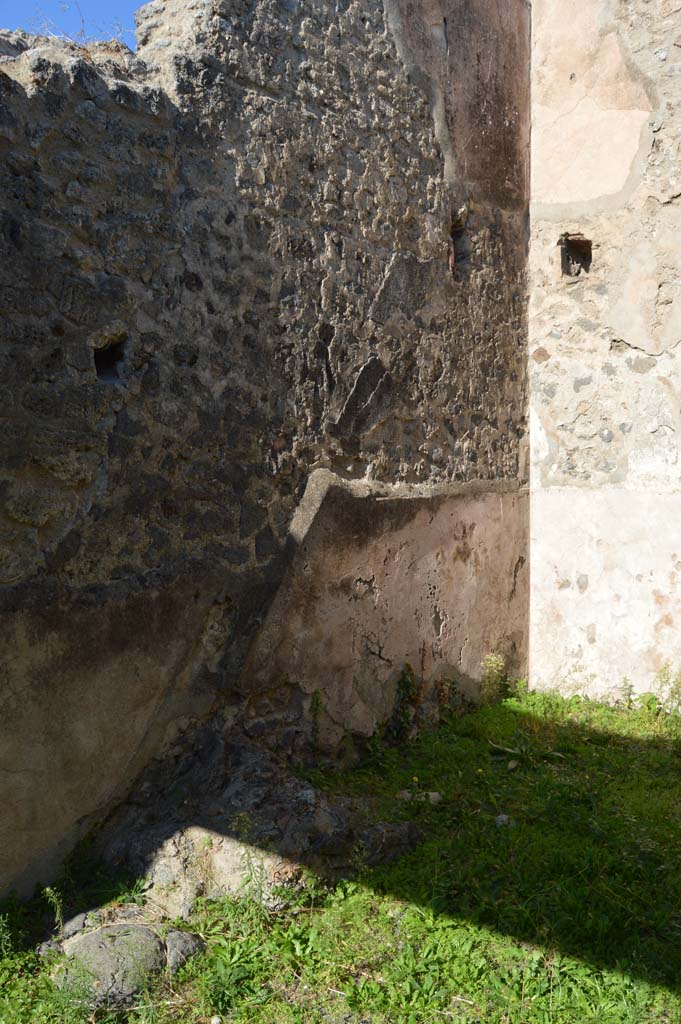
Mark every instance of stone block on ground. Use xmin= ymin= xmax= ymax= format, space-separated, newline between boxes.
xmin=58 ymin=924 xmax=165 ymax=1006
xmin=56 ymin=922 xmax=204 ymax=1005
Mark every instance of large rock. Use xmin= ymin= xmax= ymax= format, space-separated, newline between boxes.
xmin=59 ymin=924 xmax=165 ymax=1006
xmin=165 ymin=929 xmax=205 ymax=975
xmin=97 ymin=733 xmax=421 ymax=919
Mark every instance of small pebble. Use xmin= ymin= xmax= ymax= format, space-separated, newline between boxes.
xmin=62 ymin=912 xmax=87 ymax=939
xmin=37 ymin=938 xmax=61 ymax=958
xmin=396 ymin=790 xmax=442 ymax=804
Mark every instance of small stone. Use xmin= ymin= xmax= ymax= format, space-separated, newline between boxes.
xmin=210 ymin=1017 xmax=222 ymax=1024
xmin=507 ymin=759 xmax=519 ymax=771
xmin=37 ymin=938 xmax=61 ymax=958
xmin=62 ymin=912 xmax=87 ymax=939
xmin=397 ymin=790 xmax=441 ymax=804
xmin=164 ymin=929 xmax=204 ymax=974
xmin=495 ymin=814 xmax=510 ymax=828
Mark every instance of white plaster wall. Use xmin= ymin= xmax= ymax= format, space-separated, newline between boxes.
xmin=530 ymin=0 xmax=681 ymax=694
xmin=531 ymin=488 xmax=681 ymax=696
xmin=532 ymin=0 xmax=651 ymax=208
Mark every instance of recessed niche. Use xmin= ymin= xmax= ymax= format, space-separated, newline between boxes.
xmin=559 ymin=233 xmax=592 ymax=277
xmin=94 ymin=338 xmax=126 ymax=382
xmin=449 ymin=212 xmax=470 ymax=277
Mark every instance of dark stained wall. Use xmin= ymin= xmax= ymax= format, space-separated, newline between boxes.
xmin=0 ymin=0 xmax=529 ymax=896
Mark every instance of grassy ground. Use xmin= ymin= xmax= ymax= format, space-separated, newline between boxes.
xmin=2 ymin=688 xmax=681 ymax=1023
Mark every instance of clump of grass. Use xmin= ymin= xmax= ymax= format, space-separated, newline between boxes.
xmin=30 ymin=1 xmax=134 ymax=51
xmin=480 ymin=651 xmax=507 ymax=704
xmin=41 ymin=887 xmax=64 ymax=933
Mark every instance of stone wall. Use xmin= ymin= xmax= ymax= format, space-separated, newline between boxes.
xmin=0 ymin=0 xmax=529 ymax=896
xmin=529 ymin=0 xmax=681 ymax=695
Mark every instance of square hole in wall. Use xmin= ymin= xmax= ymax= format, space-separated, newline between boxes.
xmin=449 ymin=211 xmax=470 ymax=277
xmin=559 ymin=233 xmax=592 ymax=277
xmin=94 ymin=338 xmax=126 ymax=382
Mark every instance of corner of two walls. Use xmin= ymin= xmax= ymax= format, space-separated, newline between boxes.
xmin=529 ymin=0 xmax=681 ymax=697
xmin=241 ymin=476 xmax=528 ymax=761
xmin=0 ymin=0 xmax=529 ymax=897
xmin=240 ymin=0 xmax=532 ymax=758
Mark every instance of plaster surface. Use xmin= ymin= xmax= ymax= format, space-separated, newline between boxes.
xmin=531 ymin=488 xmax=681 ymax=696
xmin=532 ymin=0 xmax=652 ymax=209
xmin=243 ymin=483 xmax=528 ymax=757
xmin=530 ymin=0 xmax=681 ymax=693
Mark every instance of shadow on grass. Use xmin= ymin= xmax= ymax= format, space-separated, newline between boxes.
xmin=0 ymin=852 xmax=147 ymax=952
xmin=4 ymin=692 xmax=681 ymax=999
xmin=337 ymin=693 xmax=681 ymax=994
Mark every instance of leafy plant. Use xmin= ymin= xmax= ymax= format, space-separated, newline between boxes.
xmin=619 ymin=676 xmax=634 ymax=709
xmin=655 ymin=661 xmax=681 ymax=715
xmin=637 ymin=691 xmax=663 ymax=718
xmin=387 ymin=663 xmax=419 ymax=740
xmin=480 ymin=652 xmax=507 ymax=704
xmin=41 ymin=886 xmax=64 ymax=932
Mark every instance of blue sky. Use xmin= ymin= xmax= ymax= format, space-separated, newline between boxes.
xmin=0 ymin=1 xmax=140 ymax=47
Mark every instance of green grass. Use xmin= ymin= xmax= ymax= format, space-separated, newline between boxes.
xmin=3 ymin=689 xmax=681 ymax=1023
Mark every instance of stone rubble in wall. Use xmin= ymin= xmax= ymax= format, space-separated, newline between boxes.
xmin=0 ymin=0 xmax=528 ymax=897
xmin=0 ymin=1 xmax=526 ymax=588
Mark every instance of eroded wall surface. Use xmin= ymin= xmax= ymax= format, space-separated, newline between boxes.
xmin=0 ymin=0 xmax=529 ymax=895
xmin=243 ymin=478 xmax=527 ymax=758
xmin=530 ymin=0 xmax=681 ymax=694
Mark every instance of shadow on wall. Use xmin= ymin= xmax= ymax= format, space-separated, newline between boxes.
xmin=40 ymin=698 xmax=681 ymax=996
xmin=0 ymin=0 xmax=531 ymax=901
xmin=238 ymin=480 xmax=529 ymax=762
